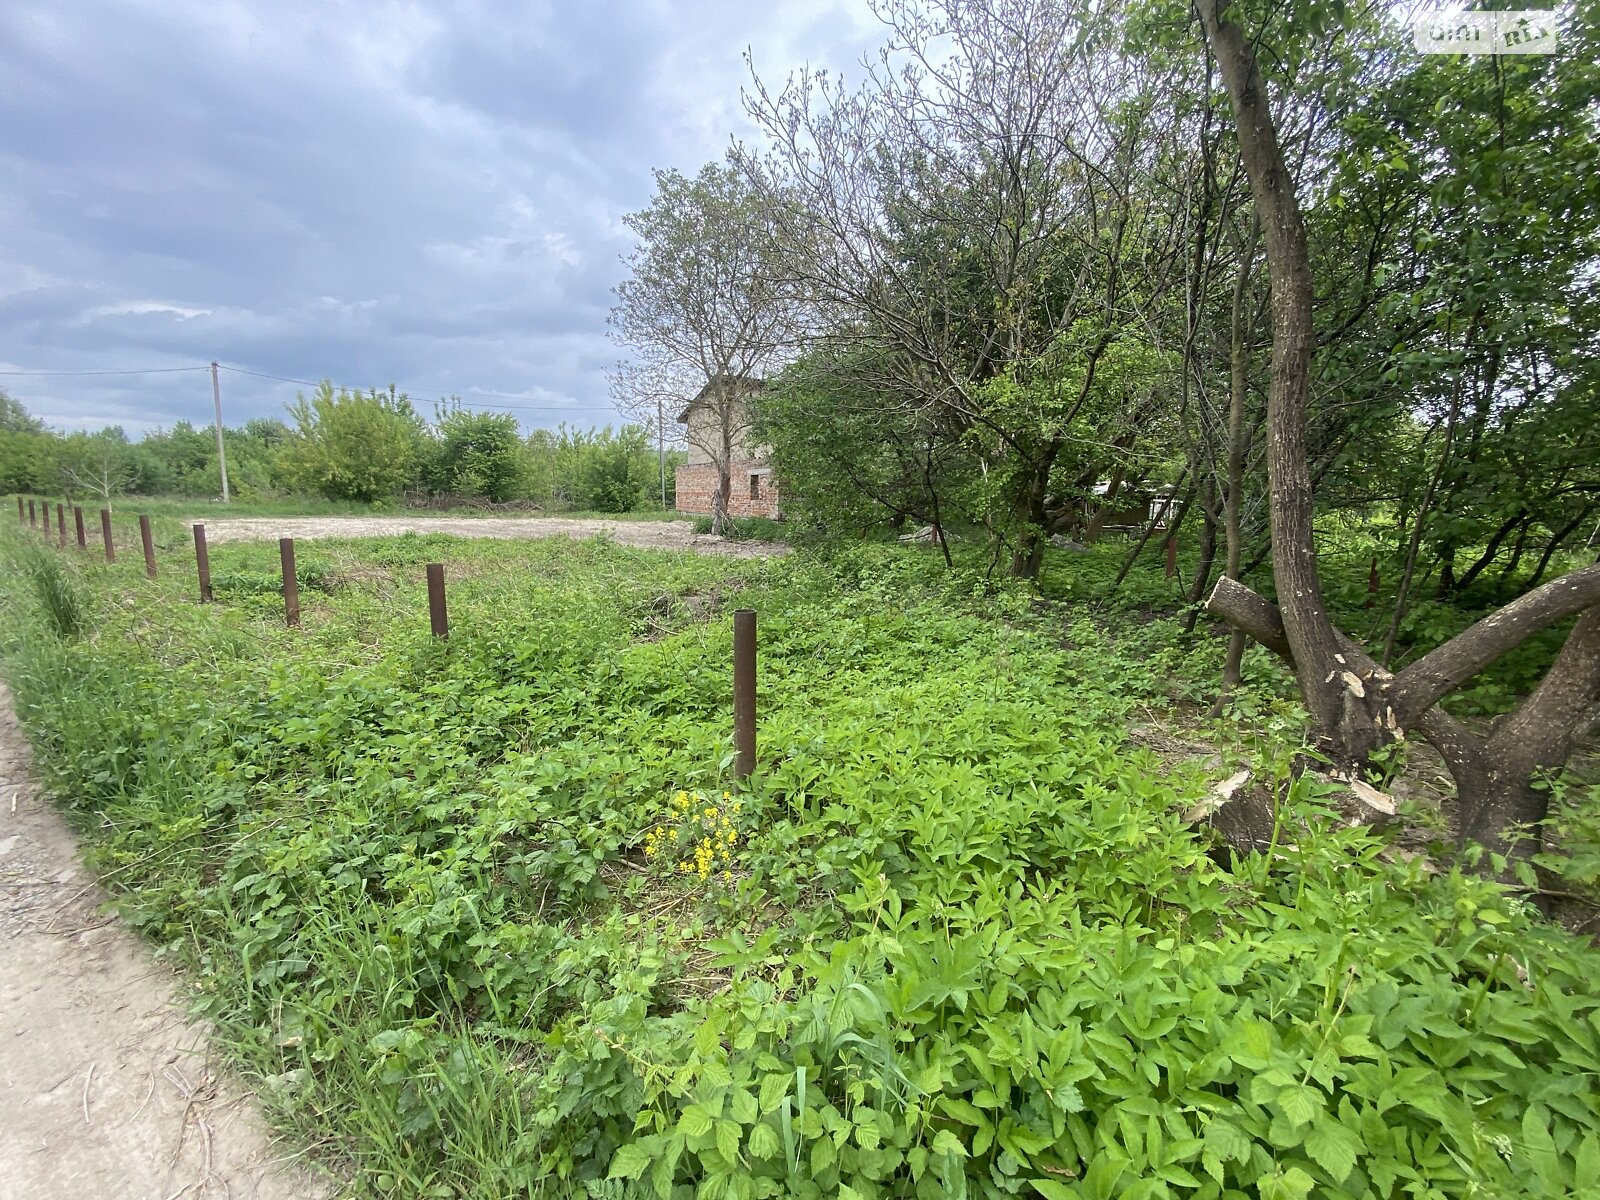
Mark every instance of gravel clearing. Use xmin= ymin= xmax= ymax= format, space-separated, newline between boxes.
xmin=191 ymin=514 xmax=786 ymax=557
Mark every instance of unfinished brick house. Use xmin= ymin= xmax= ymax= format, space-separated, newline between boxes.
xmin=674 ymin=376 xmax=780 ymax=519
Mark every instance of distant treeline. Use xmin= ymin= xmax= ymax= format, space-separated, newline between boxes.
xmin=0 ymin=384 xmax=681 ymax=511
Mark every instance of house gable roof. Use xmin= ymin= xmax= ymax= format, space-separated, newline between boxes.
xmin=676 ymin=375 xmax=767 ymax=424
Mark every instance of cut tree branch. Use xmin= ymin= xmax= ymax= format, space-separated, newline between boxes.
xmin=1389 ymin=564 xmax=1600 ymax=722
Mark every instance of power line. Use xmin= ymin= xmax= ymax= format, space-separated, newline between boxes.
xmin=0 ymin=365 xmax=210 ymax=376
xmin=3 ymin=360 xmax=617 ymax=419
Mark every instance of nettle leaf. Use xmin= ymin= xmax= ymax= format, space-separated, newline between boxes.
xmin=679 ymin=1105 xmax=714 ymax=1139
xmin=716 ymin=1118 xmax=743 ymax=1165
xmin=1278 ymin=1084 xmax=1322 ymax=1128
xmin=730 ymin=1087 xmax=759 ymax=1124
xmin=608 ymin=1140 xmax=654 ymax=1180
xmin=1304 ymin=1119 xmax=1361 ymax=1184
xmin=748 ymin=1121 xmax=780 ymax=1161
xmin=811 ymin=1133 xmax=837 ymax=1174
xmin=1258 ymin=1166 xmax=1317 ymax=1200
xmin=758 ymin=1072 xmax=789 ymax=1114
xmin=1203 ymin=1118 xmax=1252 ymax=1165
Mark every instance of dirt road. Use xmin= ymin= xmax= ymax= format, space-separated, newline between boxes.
xmin=0 ymin=685 xmax=332 ymax=1199
xmin=193 ymin=515 xmax=785 ymax=557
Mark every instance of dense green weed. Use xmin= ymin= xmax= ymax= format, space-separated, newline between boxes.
xmin=8 ymin=537 xmax=89 ymax=638
xmin=1 ymin=531 xmax=1597 ymax=1198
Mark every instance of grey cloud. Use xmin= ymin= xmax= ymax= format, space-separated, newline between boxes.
xmin=0 ymin=0 xmax=879 ymax=436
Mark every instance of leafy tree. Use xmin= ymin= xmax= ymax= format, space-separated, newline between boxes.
xmin=758 ymin=346 xmax=969 ymax=551
xmin=1196 ymin=0 xmax=1600 ymax=869
xmin=281 ymin=382 xmax=425 ymax=502
xmin=743 ymin=0 xmax=1187 ymax=574
xmin=576 ymin=426 xmax=657 ymax=513
xmin=430 ymin=406 xmax=526 ymax=502
xmin=57 ymin=428 xmax=144 ymax=503
xmin=139 ymin=421 xmax=219 ymax=495
xmin=609 ymin=159 xmax=794 ymax=533
xmin=0 ymin=390 xmax=45 ymax=435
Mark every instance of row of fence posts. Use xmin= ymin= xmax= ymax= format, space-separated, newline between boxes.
xmin=16 ymin=495 xmax=763 ymax=780
xmin=17 ymin=494 xmax=154 ymax=573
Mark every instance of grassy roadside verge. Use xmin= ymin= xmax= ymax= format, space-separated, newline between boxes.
xmin=2 ymin=526 xmax=1598 ymax=1199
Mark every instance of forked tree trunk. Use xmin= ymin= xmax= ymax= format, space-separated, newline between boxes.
xmin=1196 ymin=0 xmax=1600 ymax=865
xmin=1211 ymin=577 xmax=1600 ymax=865
xmin=1463 ymin=608 xmax=1600 ymax=861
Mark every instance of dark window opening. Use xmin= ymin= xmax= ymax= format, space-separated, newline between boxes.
xmin=750 ymin=473 xmax=762 ymax=499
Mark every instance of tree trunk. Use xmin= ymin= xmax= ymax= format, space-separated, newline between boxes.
xmin=1197 ymin=0 xmax=1385 ymax=759
xmin=1197 ymin=0 xmax=1600 ymax=867
xmin=1217 ymin=219 xmax=1258 ymax=706
xmin=1111 ymin=470 xmax=1192 ymax=592
xmin=1528 ymin=504 xmax=1596 ymax=588
xmin=1009 ymin=442 xmax=1060 ymax=579
xmin=1465 ymin=608 xmax=1600 ymax=865
xmin=1086 ymin=464 xmax=1127 ymax=544
xmin=1209 ymin=572 xmax=1600 ymax=864
xmin=1182 ymin=479 xmax=1219 ymax=633
xmin=711 ymin=419 xmax=733 ymax=536
xmin=1500 ymin=517 xmax=1534 ymax=582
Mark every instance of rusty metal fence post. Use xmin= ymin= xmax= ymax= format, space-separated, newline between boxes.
xmin=100 ymin=509 xmax=115 ymax=562
xmin=193 ymin=524 xmax=212 ymax=602
xmin=426 ymin=563 xmax=448 ymax=638
xmin=280 ymin=537 xmax=300 ymax=627
xmin=139 ymin=515 xmax=157 ymax=579
xmin=733 ymin=609 xmax=756 ymax=781
xmin=56 ymin=503 xmax=67 ymax=546
xmin=73 ymin=506 xmax=86 ymax=549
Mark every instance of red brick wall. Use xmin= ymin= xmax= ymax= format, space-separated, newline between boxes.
xmin=675 ymin=462 xmax=781 ymax=518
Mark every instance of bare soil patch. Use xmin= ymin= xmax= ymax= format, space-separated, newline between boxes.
xmin=192 ymin=515 xmax=786 ymax=557
xmin=0 ymin=685 xmax=332 ymax=1199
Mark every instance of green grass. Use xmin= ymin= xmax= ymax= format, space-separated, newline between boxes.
xmin=2 ymin=528 xmax=1598 ymax=1198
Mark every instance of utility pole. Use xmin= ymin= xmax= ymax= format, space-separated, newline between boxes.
xmin=658 ymin=396 xmax=666 ymax=508
xmin=210 ymin=361 xmax=231 ymax=503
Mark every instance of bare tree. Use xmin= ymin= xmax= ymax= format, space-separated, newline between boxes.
xmin=59 ymin=433 xmax=139 ymax=506
xmin=609 ymin=159 xmax=793 ymax=533
xmin=742 ymin=0 xmax=1184 ymax=575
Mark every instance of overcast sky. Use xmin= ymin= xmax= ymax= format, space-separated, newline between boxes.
xmin=0 ymin=0 xmax=880 ymax=436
